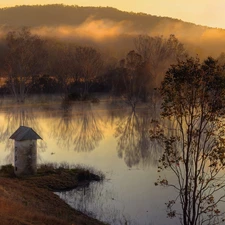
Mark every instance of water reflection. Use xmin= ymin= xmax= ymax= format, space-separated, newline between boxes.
xmin=56 ymin=181 xmax=137 ymax=225
xmin=51 ymin=102 xmax=104 ymax=152
xmin=0 ymin=99 xmax=177 ymax=225
xmin=50 ymin=100 xmax=75 ymax=150
xmin=0 ymin=104 xmax=47 ymax=163
xmin=115 ymin=108 xmax=163 ymax=168
xmin=73 ymin=103 xmax=104 ymax=152
xmin=0 ymin=101 xmax=166 ymax=168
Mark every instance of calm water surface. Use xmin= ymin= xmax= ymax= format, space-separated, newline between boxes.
xmin=0 ymin=96 xmax=179 ymax=225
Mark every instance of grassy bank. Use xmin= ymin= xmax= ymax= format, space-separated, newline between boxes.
xmin=0 ymin=164 xmax=106 ymax=225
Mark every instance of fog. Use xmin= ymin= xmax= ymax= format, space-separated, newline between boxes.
xmin=27 ymin=18 xmax=225 ymax=59
xmin=0 ymin=4 xmax=225 ymax=59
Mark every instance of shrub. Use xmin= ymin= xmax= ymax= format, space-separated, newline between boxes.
xmin=0 ymin=164 xmax=15 ymax=177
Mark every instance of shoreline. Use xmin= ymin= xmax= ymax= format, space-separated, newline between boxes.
xmin=0 ymin=164 xmax=107 ymax=225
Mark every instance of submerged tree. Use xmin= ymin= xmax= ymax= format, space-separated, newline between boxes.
xmin=113 ymin=50 xmax=151 ymax=109
xmin=155 ymin=56 xmax=225 ymax=225
xmin=122 ymin=50 xmax=143 ymax=109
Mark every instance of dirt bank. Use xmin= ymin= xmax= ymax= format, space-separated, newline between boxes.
xmin=0 ymin=165 xmax=107 ymax=225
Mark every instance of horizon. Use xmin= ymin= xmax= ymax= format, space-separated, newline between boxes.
xmin=0 ymin=1 xmax=225 ymax=29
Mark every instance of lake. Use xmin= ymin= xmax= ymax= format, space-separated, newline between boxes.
xmin=0 ymin=95 xmax=179 ymax=225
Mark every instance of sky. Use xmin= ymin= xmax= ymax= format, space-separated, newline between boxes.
xmin=0 ymin=0 xmax=225 ymax=29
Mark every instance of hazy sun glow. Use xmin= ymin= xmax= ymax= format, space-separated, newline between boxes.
xmin=0 ymin=0 xmax=225 ymax=29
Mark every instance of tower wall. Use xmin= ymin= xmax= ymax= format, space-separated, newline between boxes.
xmin=14 ymin=139 xmax=37 ymax=176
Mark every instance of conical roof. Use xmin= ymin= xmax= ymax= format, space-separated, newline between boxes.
xmin=9 ymin=126 xmax=42 ymax=141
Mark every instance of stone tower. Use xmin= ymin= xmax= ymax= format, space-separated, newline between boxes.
xmin=10 ymin=126 xmax=42 ymax=176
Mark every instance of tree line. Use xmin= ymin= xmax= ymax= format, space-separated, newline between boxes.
xmin=0 ymin=28 xmax=190 ymax=103
xmin=1 ymin=28 xmax=225 ymax=104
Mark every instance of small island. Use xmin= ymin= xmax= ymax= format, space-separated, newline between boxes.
xmin=0 ymin=164 xmax=106 ymax=225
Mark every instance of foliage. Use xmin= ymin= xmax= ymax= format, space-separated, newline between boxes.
xmin=155 ymin=56 xmax=225 ymax=225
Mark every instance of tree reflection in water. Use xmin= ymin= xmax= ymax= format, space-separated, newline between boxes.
xmin=73 ymin=103 xmax=104 ymax=152
xmin=1 ymin=104 xmax=46 ymax=163
xmin=51 ymin=101 xmax=104 ymax=152
xmin=115 ymin=107 xmax=164 ymax=168
xmin=51 ymin=100 xmax=75 ymax=150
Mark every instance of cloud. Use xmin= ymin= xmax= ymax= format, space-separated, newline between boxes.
xmin=1 ymin=16 xmax=225 ymax=59
xmin=31 ymin=17 xmax=135 ymax=41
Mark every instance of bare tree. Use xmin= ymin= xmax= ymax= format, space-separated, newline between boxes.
xmin=4 ymin=28 xmax=46 ymax=102
xmin=75 ymin=46 xmax=104 ymax=99
xmin=134 ymin=34 xmax=187 ymax=87
xmin=47 ymin=41 xmax=77 ymax=98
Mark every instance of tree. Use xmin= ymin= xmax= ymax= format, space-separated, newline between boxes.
xmin=114 ymin=50 xmax=151 ymax=109
xmin=47 ymin=41 xmax=76 ymax=98
xmin=122 ymin=50 xmax=143 ymax=109
xmin=75 ymin=46 xmax=104 ymax=99
xmin=4 ymin=28 xmax=47 ymax=102
xmin=154 ymin=56 xmax=225 ymax=225
xmin=134 ymin=34 xmax=187 ymax=88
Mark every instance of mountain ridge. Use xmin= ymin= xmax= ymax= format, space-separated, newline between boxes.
xmin=0 ymin=4 xmax=224 ymax=58
xmin=0 ymin=4 xmax=215 ymax=29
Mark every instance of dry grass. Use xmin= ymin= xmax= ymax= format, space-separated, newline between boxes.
xmin=0 ymin=196 xmax=68 ymax=225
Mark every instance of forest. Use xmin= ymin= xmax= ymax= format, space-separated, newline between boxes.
xmin=0 ymin=25 xmax=224 ymax=105
xmin=0 ymin=27 xmax=188 ymax=102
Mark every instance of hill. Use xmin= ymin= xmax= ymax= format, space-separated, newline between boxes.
xmin=0 ymin=4 xmax=198 ymax=28
xmin=0 ymin=4 xmax=225 ymax=58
